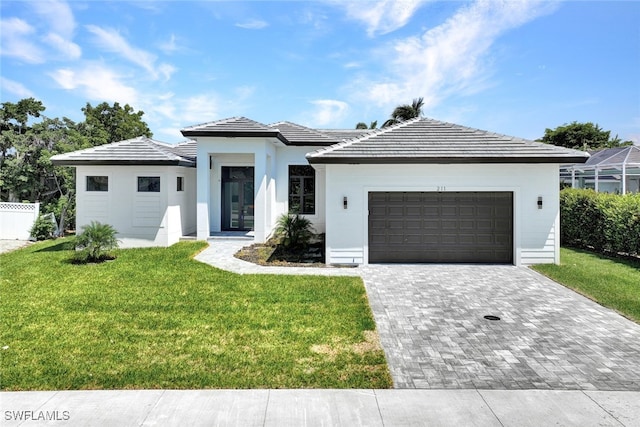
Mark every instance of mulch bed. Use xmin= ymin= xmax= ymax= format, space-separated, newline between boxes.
xmin=234 ymin=239 xmax=326 ymax=267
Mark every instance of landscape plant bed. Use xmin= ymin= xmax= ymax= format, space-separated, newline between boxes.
xmin=0 ymin=239 xmax=391 ymax=390
xmin=533 ymin=247 xmax=640 ymax=323
xmin=235 ymin=237 xmax=327 ymax=267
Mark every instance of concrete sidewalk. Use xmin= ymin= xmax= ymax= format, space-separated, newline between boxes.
xmin=2 ymin=389 xmax=639 ymax=426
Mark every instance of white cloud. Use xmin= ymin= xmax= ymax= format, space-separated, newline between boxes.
xmin=306 ymin=100 xmax=350 ymax=127
xmin=31 ymin=0 xmax=82 ymax=60
xmin=31 ymin=0 xmax=76 ymax=39
xmin=49 ymin=63 xmax=139 ymax=105
xmin=144 ymin=86 xmax=258 ymax=142
xmin=85 ymin=25 xmax=174 ymax=81
xmin=43 ymin=33 xmax=81 ymax=60
xmin=235 ymin=19 xmax=269 ymax=30
xmin=0 ymin=18 xmax=45 ymax=63
xmin=338 ymin=0 xmax=429 ymax=36
xmin=158 ymin=34 xmax=189 ymax=55
xmin=350 ymin=0 xmax=558 ymax=111
xmin=0 ymin=77 xmax=36 ymax=98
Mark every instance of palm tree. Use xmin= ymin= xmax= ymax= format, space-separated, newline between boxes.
xmin=382 ymin=97 xmax=424 ymax=128
xmin=355 ymin=120 xmax=378 ymax=130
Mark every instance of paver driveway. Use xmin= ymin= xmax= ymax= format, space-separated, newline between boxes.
xmin=360 ymin=264 xmax=640 ymax=390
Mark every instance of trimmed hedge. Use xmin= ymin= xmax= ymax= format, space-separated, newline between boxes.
xmin=560 ymin=188 xmax=640 ymax=256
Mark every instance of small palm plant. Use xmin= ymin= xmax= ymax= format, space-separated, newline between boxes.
xmin=74 ymin=221 xmax=119 ymax=263
xmin=275 ymin=213 xmax=314 ymax=249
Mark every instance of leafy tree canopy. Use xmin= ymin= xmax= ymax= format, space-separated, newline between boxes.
xmin=81 ymin=101 xmax=152 ymax=146
xmin=539 ymin=121 xmax=633 ymax=150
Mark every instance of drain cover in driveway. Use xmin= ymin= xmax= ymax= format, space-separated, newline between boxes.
xmin=483 ymin=315 xmax=501 ymax=321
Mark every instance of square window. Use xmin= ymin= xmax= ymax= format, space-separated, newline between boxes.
xmin=288 ymin=165 xmax=315 ymax=214
xmin=138 ymin=176 xmax=160 ymax=192
xmin=177 ymin=176 xmax=184 ymax=192
xmin=86 ymin=176 xmax=108 ymax=192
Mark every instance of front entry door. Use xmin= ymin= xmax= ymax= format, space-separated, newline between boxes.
xmin=221 ymin=167 xmax=254 ymax=231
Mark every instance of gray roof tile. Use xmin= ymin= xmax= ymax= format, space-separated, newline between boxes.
xmin=181 ymin=117 xmax=355 ymax=146
xmin=50 ymin=137 xmax=196 ymax=167
xmin=306 ymin=118 xmax=590 ymax=164
xmin=268 ymin=121 xmax=342 ymax=145
xmin=181 ymin=116 xmax=285 ymax=141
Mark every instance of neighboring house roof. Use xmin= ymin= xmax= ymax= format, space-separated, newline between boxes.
xmin=306 ymin=117 xmax=590 ymax=164
xmin=579 ymin=146 xmax=640 ymax=168
xmin=50 ymin=137 xmax=196 ymax=167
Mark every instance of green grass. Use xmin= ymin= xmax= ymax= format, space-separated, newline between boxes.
xmin=532 ymin=247 xmax=640 ymax=323
xmin=0 ymin=239 xmax=391 ymax=390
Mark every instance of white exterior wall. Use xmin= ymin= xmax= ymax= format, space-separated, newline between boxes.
xmin=75 ymin=165 xmax=196 ymax=248
xmin=323 ymin=163 xmax=560 ymax=266
xmin=195 ymin=138 xmax=325 ymax=242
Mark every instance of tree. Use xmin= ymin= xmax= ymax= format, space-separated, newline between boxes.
xmin=1 ymin=98 xmax=45 ymax=169
xmin=382 ymin=97 xmax=424 ymax=128
xmin=355 ymin=120 xmax=378 ymax=130
xmin=81 ymin=101 xmax=152 ymax=145
xmin=539 ymin=122 xmax=633 ymax=150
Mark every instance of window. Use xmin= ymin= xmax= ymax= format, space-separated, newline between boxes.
xmin=86 ymin=176 xmax=108 ymax=192
xmin=288 ymin=165 xmax=315 ymax=214
xmin=177 ymin=176 xmax=184 ymax=192
xmin=137 ymin=176 xmax=160 ymax=192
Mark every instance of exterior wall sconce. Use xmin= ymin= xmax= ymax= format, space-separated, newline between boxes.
xmin=537 ymin=196 xmax=543 ymax=209
xmin=343 ymin=196 xmax=348 ymax=209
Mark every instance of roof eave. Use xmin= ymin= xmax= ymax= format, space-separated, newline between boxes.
xmin=51 ymin=159 xmax=196 ymax=167
xmin=306 ymin=156 xmax=590 ymax=165
xmin=180 ymin=129 xmax=288 ymax=144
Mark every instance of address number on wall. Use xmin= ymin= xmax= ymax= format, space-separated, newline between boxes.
xmin=437 ymin=186 xmax=447 ymax=192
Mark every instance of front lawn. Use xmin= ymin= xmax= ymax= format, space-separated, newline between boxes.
xmin=532 ymin=247 xmax=640 ymax=323
xmin=0 ymin=239 xmax=391 ymax=390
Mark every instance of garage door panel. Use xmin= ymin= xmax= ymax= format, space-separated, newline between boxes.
xmin=405 ymin=219 xmax=422 ymax=229
xmin=406 ymin=206 xmax=422 ymax=216
xmin=368 ymin=191 xmax=513 ymax=263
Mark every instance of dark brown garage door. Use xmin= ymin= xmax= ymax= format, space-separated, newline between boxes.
xmin=368 ymin=192 xmax=513 ymax=263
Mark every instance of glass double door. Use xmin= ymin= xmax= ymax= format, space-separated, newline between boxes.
xmin=221 ymin=167 xmax=254 ymax=231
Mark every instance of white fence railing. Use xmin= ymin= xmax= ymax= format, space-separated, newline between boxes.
xmin=0 ymin=202 xmax=40 ymax=240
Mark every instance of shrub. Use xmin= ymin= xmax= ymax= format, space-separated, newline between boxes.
xmin=274 ymin=213 xmax=314 ymax=249
xmin=30 ymin=215 xmax=55 ymax=241
xmin=74 ymin=221 xmax=119 ymax=263
xmin=560 ymin=188 xmax=640 ymax=256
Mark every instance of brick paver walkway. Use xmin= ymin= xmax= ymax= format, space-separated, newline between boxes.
xmin=360 ymin=264 xmax=640 ymax=390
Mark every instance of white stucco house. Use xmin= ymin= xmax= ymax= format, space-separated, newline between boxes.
xmin=52 ymin=116 xmax=588 ymax=266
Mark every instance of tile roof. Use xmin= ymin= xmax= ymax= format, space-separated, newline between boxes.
xmin=268 ymin=121 xmax=342 ymax=145
xmin=180 ymin=116 xmax=286 ymax=142
xmin=50 ymin=137 xmax=196 ymax=167
xmin=180 ymin=117 xmax=355 ymax=146
xmin=317 ymin=128 xmax=375 ymax=141
xmin=306 ymin=117 xmax=590 ymax=164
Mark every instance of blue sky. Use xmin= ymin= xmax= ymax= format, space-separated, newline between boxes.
xmin=1 ymin=0 xmax=639 ymax=144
